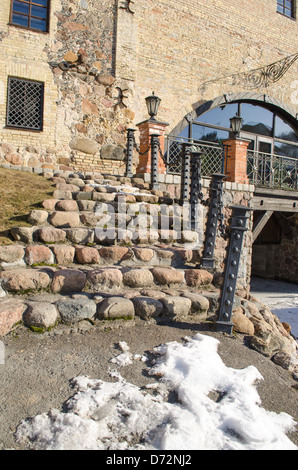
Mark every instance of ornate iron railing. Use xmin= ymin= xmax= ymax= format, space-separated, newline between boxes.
xmin=247 ymin=150 xmax=298 ymax=190
xmin=165 ymin=135 xmax=225 ymax=176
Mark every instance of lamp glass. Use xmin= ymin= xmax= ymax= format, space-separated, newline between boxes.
xmin=145 ymin=92 xmax=161 ymax=119
xmin=230 ymin=115 xmax=243 ymax=136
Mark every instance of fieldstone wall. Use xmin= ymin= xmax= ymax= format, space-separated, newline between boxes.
xmin=0 ymin=0 xmax=135 ymax=174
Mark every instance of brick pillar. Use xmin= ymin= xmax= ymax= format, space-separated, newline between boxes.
xmin=223 ymin=138 xmax=251 ymax=184
xmin=136 ymin=119 xmax=169 ymax=175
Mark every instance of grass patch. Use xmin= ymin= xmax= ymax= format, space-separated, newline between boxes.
xmin=0 ymin=167 xmax=54 ymax=245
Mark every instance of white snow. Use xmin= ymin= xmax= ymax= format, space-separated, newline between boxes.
xmin=15 ymin=333 xmax=297 ymax=451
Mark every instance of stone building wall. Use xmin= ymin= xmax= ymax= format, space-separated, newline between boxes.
xmin=116 ymin=0 xmax=298 ymax=134
xmin=0 ymin=0 xmax=297 ymax=175
xmin=0 ymin=0 xmax=135 ymax=174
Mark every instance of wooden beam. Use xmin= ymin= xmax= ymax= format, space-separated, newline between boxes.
xmin=251 ymin=196 xmax=298 ymax=212
xmin=253 ymin=210 xmax=274 ymax=242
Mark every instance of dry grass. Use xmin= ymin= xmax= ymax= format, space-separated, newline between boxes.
xmin=0 ymin=167 xmax=54 ymax=244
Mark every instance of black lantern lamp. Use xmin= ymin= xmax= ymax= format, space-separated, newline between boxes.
xmin=230 ymin=114 xmax=243 ymax=138
xmin=145 ymin=92 xmax=161 ymax=120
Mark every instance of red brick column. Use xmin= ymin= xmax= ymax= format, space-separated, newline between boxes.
xmin=223 ymin=138 xmax=251 ymax=184
xmin=136 ymin=119 xmax=169 ymax=175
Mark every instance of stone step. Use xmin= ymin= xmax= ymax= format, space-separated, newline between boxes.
xmin=0 ymin=275 xmax=219 ymax=335
xmin=11 ymin=224 xmax=200 ymax=247
xmin=0 ymin=242 xmax=200 ymax=269
xmin=0 ymin=264 xmax=215 ymax=301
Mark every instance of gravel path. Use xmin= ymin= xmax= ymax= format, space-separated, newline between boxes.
xmin=0 ymin=317 xmax=297 ymax=450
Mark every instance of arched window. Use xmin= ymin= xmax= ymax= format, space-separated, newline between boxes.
xmin=179 ymin=101 xmax=298 ymax=159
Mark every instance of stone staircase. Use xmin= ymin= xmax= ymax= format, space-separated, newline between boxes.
xmin=1 ymin=170 xmax=297 ymax=379
xmin=0 ymin=171 xmax=219 ymax=335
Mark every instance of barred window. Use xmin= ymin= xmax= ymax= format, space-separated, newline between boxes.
xmin=277 ymin=0 xmax=295 ymax=18
xmin=6 ymin=77 xmax=44 ymax=131
xmin=10 ymin=0 xmax=50 ymax=32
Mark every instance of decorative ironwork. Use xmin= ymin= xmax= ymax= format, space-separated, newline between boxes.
xmin=200 ymin=53 xmax=298 ymax=90
xmin=247 ymin=150 xmax=298 ymax=189
xmin=200 ymin=174 xmax=226 ymax=270
xmin=166 ymin=136 xmax=225 ymax=176
xmin=119 ymin=0 xmax=135 ymax=14
xmin=216 ymin=205 xmax=252 ymax=335
xmin=189 ymin=147 xmax=204 ymax=229
xmin=150 ymin=134 xmax=160 ymax=190
xmin=6 ymin=77 xmax=44 ymax=131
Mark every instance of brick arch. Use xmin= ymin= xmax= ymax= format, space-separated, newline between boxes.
xmin=171 ymin=92 xmax=298 ymax=137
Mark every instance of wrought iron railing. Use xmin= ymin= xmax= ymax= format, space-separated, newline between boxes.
xmin=165 ymin=135 xmax=225 ymax=176
xmin=247 ymin=150 xmax=298 ymax=190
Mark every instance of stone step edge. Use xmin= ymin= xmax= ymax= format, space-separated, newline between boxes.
xmin=0 ymin=285 xmax=219 ymax=337
xmin=0 ymin=265 xmax=215 ymax=296
xmin=0 ymin=243 xmax=200 ymax=268
xmin=10 ymin=225 xmax=201 ymax=246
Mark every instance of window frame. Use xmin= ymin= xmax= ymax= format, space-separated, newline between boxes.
xmin=6 ymin=76 xmax=45 ymax=132
xmin=276 ymin=0 xmax=296 ymax=19
xmin=9 ymin=0 xmax=50 ymax=33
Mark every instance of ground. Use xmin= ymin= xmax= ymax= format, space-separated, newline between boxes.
xmin=0 ymin=316 xmax=297 ymax=450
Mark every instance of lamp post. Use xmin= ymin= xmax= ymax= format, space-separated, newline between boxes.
xmin=230 ymin=114 xmax=243 ymax=137
xmin=145 ymin=92 xmax=161 ymax=120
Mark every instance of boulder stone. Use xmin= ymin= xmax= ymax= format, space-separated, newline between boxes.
xmin=132 ymin=296 xmax=163 ymax=320
xmin=231 ymin=307 xmax=255 ymax=336
xmin=23 ymin=302 xmax=59 ymax=331
xmin=56 ymin=298 xmax=96 ymax=324
xmin=181 ymin=292 xmax=209 ymax=319
xmin=70 ymin=138 xmax=98 ymax=155
xmin=75 ymin=246 xmax=100 ymax=264
xmin=0 ymin=245 xmax=25 ymax=265
xmin=0 ymin=299 xmax=28 ymax=336
xmin=100 ymin=144 xmax=125 ymax=161
xmin=0 ymin=268 xmax=51 ymax=292
xmin=133 ymin=247 xmax=154 ymax=262
xmin=25 ymin=245 xmax=54 ymax=265
xmin=66 ymin=228 xmax=94 ymax=244
xmin=51 ymin=245 xmax=75 ymax=265
xmin=99 ymin=246 xmax=130 ymax=263
xmin=86 ymin=268 xmax=123 ymax=289
xmin=28 ymin=210 xmax=49 ymax=225
xmin=123 ymin=268 xmax=154 ymax=288
xmin=49 ymin=211 xmax=81 ymax=228
xmin=38 ymin=227 xmax=67 ymax=243
xmin=151 ymin=267 xmax=185 ymax=286
xmin=11 ymin=227 xmax=35 ymax=244
xmin=97 ymin=297 xmax=135 ymax=319
xmin=55 ymin=200 xmax=79 ymax=212
xmin=184 ymin=269 xmax=213 ymax=287
xmin=51 ymin=269 xmax=87 ymax=293
xmin=161 ymin=296 xmax=192 ymax=319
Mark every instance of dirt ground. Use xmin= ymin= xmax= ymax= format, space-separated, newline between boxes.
xmin=0 ymin=317 xmax=297 ymax=450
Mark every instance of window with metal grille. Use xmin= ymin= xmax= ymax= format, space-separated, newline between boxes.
xmin=10 ymin=0 xmax=50 ymax=32
xmin=6 ymin=77 xmax=44 ymax=131
xmin=277 ymin=0 xmax=295 ymax=18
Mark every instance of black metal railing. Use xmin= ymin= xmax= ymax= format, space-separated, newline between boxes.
xmin=165 ymin=135 xmax=226 ymax=176
xmin=247 ymin=150 xmax=298 ymax=190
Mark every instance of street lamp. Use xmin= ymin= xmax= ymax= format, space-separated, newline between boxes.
xmin=230 ymin=114 xmax=243 ymax=137
xmin=145 ymin=92 xmax=161 ymax=120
